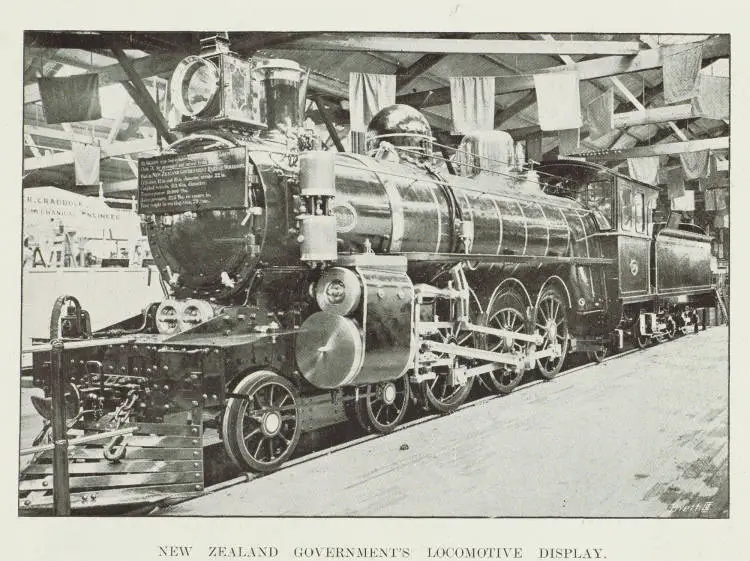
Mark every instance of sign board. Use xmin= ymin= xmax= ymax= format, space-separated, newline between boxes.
xmin=138 ymin=147 xmax=248 ymax=214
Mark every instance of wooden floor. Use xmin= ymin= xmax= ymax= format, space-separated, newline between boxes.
xmin=162 ymin=326 xmax=728 ymax=518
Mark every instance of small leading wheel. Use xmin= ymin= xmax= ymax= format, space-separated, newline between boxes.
xmin=354 ymin=375 xmax=411 ymax=434
xmin=482 ymin=290 xmax=527 ymax=394
xmin=534 ymin=287 xmax=570 ymax=379
xmin=222 ymin=370 xmax=301 ymax=473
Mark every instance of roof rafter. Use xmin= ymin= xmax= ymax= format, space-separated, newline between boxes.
xmin=396 ymin=35 xmax=728 ymax=108
xmin=275 ymin=35 xmax=643 ymax=56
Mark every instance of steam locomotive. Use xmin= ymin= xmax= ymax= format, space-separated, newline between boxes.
xmin=19 ymin=42 xmax=716 ymax=511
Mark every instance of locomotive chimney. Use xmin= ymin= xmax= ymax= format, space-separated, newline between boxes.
xmin=253 ymin=58 xmax=309 ymax=138
xmin=199 ymin=32 xmax=231 ymax=56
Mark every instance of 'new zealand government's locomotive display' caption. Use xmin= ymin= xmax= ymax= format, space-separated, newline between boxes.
xmin=19 ymin=39 xmax=717 ymax=512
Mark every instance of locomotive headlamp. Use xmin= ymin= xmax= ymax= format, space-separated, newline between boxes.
xmin=181 ymin=299 xmax=215 ymax=329
xmin=156 ymin=300 xmax=183 ymax=335
xmin=170 ymin=56 xmax=220 ymax=117
xmin=315 ymin=267 xmax=362 ymax=316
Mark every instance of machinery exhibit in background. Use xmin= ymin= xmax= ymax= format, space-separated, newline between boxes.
xmin=20 ymin=36 xmax=718 ymax=512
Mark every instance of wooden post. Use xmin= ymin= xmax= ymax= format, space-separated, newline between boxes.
xmin=111 ymin=47 xmax=177 ymax=144
xmin=313 ymin=96 xmax=345 ymax=152
xmin=49 ymin=296 xmax=71 ymax=515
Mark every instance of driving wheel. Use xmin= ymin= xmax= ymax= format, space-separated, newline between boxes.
xmin=534 ymin=287 xmax=570 ymax=379
xmin=482 ymin=290 xmax=527 ymax=394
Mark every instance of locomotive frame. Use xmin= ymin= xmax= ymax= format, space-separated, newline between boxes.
xmin=19 ymin=43 xmax=718 ymax=513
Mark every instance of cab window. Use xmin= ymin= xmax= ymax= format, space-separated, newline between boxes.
xmin=634 ymin=193 xmax=645 ymax=233
xmin=620 ymin=185 xmax=633 ymax=231
xmin=587 ymin=181 xmax=613 ymax=229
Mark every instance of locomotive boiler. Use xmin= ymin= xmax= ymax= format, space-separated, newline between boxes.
xmin=20 ymin=41 xmax=717 ymax=512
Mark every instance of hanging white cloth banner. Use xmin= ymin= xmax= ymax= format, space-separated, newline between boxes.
xmin=348 ymin=73 xmax=396 ymax=132
xmin=587 ymin=88 xmax=614 ymax=139
xmin=679 ymin=150 xmax=710 ymax=180
xmin=449 ymin=76 xmax=496 ymax=134
xmin=627 ymin=156 xmax=660 ymax=185
xmin=533 ymin=70 xmax=582 ymax=131
xmin=671 ymin=189 xmax=695 ymax=212
xmin=663 ymin=43 xmax=703 ymax=104
xmin=72 ymin=141 xmax=101 ymax=186
xmin=557 ymin=128 xmax=580 ymax=156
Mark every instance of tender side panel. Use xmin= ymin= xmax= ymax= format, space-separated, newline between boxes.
xmin=655 ymin=229 xmax=713 ymax=295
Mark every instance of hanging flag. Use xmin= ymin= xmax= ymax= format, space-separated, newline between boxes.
xmin=348 ymin=73 xmax=396 ymax=132
xmin=704 ymin=189 xmax=716 ymax=211
xmin=38 ymin=74 xmax=102 ymax=124
xmin=533 ymin=71 xmax=582 ymax=131
xmin=627 ymin=157 xmax=660 ymax=185
xmin=449 ymin=77 xmax=496 ymax=134
xmin=73 ymin=142 xmax=100 ymax=186
xmin=692 ymin=73 xmax=729 ymax=120
xmin=713 ymin=209 xmax=729 ymax=228
xmin=662 ymin=43 xmax=703 ymax=104
xmin=715 ymin=188 xmax=728 ymax=211
xmin=667 ymin=167 xmax=685 ymax=199
xmin=680 ymin=150 xmax=710 ymax=180
xmin=587 ymin=88 xmax=614 ymax=139
xmin=671 ymin=189 xmax=695 ymax=211
xmin=526 ymin=131 xmax=543 ymax=163
xmin=557 ymin=128 xmax=580 ymax=156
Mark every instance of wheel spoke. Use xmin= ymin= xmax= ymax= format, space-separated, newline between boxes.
xmin=253 ymin=438 xmax=264 ymax=459
xmin=243 ymin=427 xmax=261 ymax=443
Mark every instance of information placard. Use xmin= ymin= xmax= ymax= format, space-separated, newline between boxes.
xmin=138 ymin=147 xmax=248 ymax=214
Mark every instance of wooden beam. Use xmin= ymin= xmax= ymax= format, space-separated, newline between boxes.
xmin=313 ymin=96 xmax=345 ymax=152
xmin=277 ymin=35 xmax=642 ymax=56
xmin=24 ymin=53 xmax=183 ymax=104
xmin=396 ymin=54 xmax=446 ymax=91
xmin=614 ymin=104 xmax=694 ymax=129
xmin=112 ymin=47 xmax=176 ymax=144
xmin=494 ymin=91 xmax=536 ymax=128
xmin=574 ymin=137 xmax=729 ymax=161
xmin=396 ymin=35 xmax=729 ymax=107
xmin=24 ymin=138 xmax=157 ymax=171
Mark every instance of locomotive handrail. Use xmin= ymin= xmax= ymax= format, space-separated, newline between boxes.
xmin=398 ymin=252 xmax=615 ymax=266
xmin=22 ymin=336 xmax=138 ymax=354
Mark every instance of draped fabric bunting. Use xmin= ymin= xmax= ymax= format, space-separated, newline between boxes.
xmin=671 ymin=189 xmax=695 ymax=211
xmin=704 ymin=189 xmax=716 ymax=211
xmin=663 ymin=43 xmax=703 ymax=104
xmin=692 ymin=74 xmax=729 ymax=120
xmin=667 ymin=167 xmax=685 ymax=199
xmin=533 ymin=71 xmax=582 ymax=131
xmin=526 ymin=131 xmax=543 ymax=163
xmin=557 ymin=128 xmax=580 ymax=156
xmin=38 ymin=74 xmax=102 ymax=124
xmin=348 ymin=73 xmax=396 ymax=132
xmin=587 ymin=88 xmax=614 ymax=139
xmin=72 ymin=142 xmax=100 ymax=186
xmin=680 ymin=150 xmax=710 ymax=180
xmin=449 ymin=77 xmax=496 ymax=134
xmin=627 ymin=156 xmax=660 ymax=185
xmin=715 ymin=188 xmax=728 ymax=211
xmin=713 ymin=210 xmax=729 ymax=228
